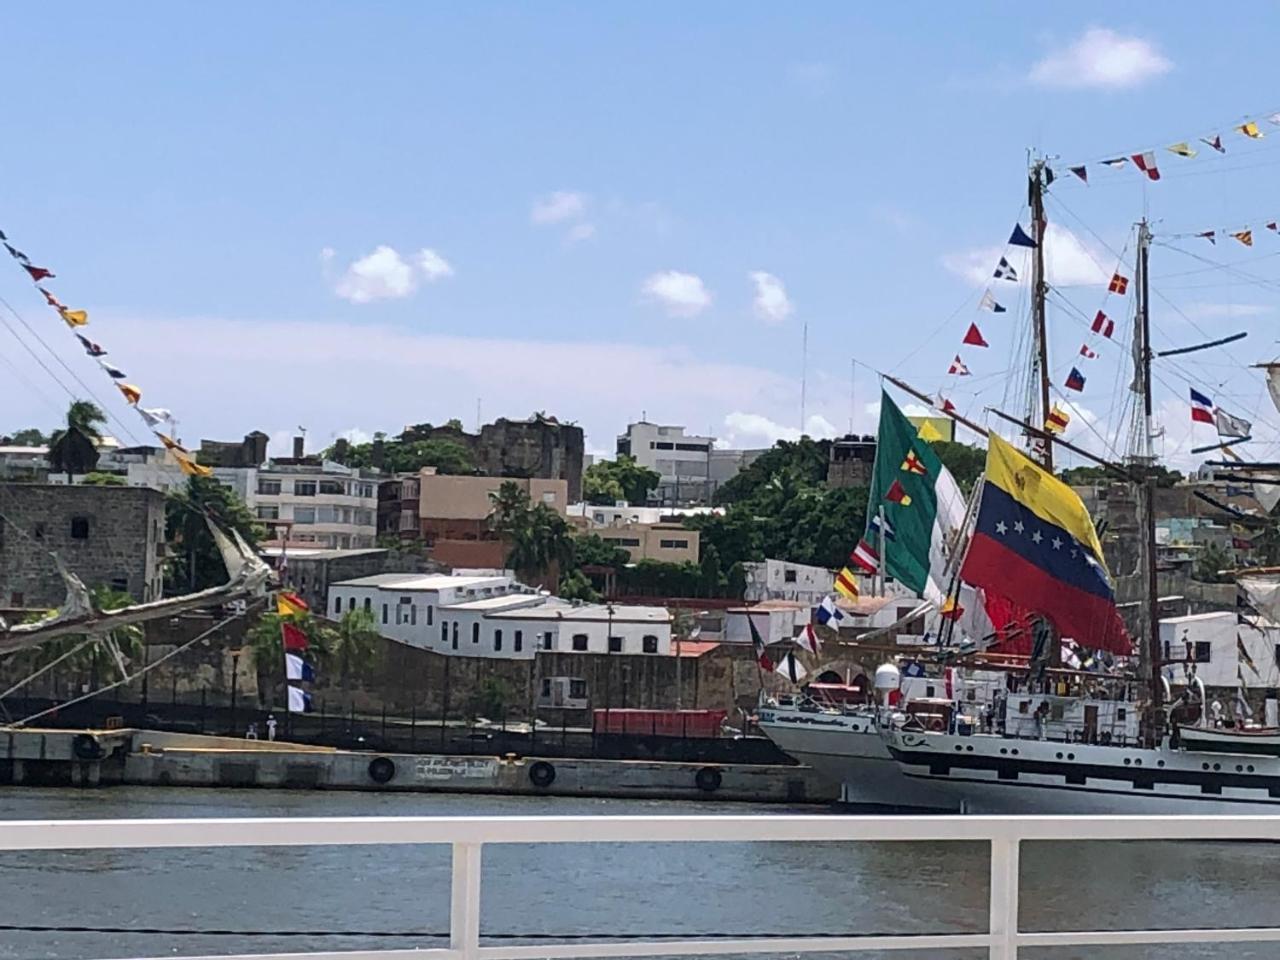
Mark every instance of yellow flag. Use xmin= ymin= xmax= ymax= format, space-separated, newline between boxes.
xmin=1167 ymin=142 xmax=1197 ymax=158
xmin=1233 ymin=230 xmax=1254 ymax=247
xmin=1240 ymin=121 xmax=1263 ymax=139
xmin=277 ymin=592 xmax=309 ymax=617
xmin=58 ymin=308 xmax=89 ymax=327
xmin=156 ymin=432 xmax=185 ymax=453
xmin=834 ymin=567 xmax=859 ymax=599
xmin=916 ymin=420 xmax=944 ymax=442
xmin=116 ymin=382 xmax=141 ymax=405
xmin=174 ymin=449 xmax=213 ymax=477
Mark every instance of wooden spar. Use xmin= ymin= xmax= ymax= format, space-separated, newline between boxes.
xmin=882 ymin=374 xmax=990 ymax=439
xmin=1221 ymin=565 xmax=1280 ymax=576
xmin=1030 ymin=161 xmax=1052 ymax=471
xmin=1157 ymin=330 xmax=1247 ymax=357
xmin=985 ymin=407 xmax=1138 ymax=482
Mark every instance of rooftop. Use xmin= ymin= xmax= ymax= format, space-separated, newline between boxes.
xmin=261 ymin=547 xmax=388 ymax=560
xmin=443 ymin=594 xmax=546 ymax=611
xmin=489 ymin=600 xmax=670 ymax=622
xmin=333 ymin=573 xmax=509 ymax=590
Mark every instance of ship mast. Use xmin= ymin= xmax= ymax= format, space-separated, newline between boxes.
xmin=1131 ymin=219 xmax=1164 ymax=744
xmin=1029 ymin=161 xmax=1053 ymax=471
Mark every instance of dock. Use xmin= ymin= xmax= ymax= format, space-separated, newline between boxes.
xmin=0 ymin=727 xmax=836 ymax=803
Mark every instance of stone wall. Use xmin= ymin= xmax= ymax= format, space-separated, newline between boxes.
xmin=479 ymin=417 xmax=584 ymax=501
xmin=0 ymin=483 xmax=165 ymax=607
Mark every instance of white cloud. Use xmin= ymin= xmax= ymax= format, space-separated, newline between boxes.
xmin=942 ymin=223 xmax=1108 ymax=289
xmin=416 ymin=248 xmax=455 ymax=283
xmin=531 ymin=191 xmax=587 ymax=225
xmin=567 ymin=222 xmax=597 ymax=243
xmin=642 ymin=270 xmax=712 ymax=318
xmin=721 ymin=411 xmax=839 ymax=447
xmin=330 ymin=245 xmax=453 ymax=303
xmin=319 ymin=247 xmax=335 ymax=263
xmin=748 ymin=271 xmax=794 ymax=325
xmin=1030 ymin=28 xmax=1172 ymax=90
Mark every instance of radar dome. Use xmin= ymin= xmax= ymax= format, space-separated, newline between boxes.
xmin=873 ymin=662 xmax=901 ymax=691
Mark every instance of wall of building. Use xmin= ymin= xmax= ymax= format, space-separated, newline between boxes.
xmin=0 ymin=483 xmax=165 ymax=607
xmin=1159 ymin=611 xmax=1280 ymax=689
xmin=478 ymin=417 xmax=584 ymax=502
xmin=597 ymin=523 xmax=699 ymax=564
xmin=743 ymin=559 xmax=834 ymax=604
xmin=419 ymin=474 xmax=567 ymax=525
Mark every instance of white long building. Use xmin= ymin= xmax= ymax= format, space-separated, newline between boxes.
xmin=327 ymin=572 xmax=672 ymax=660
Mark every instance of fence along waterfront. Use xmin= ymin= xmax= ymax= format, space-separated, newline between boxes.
xmin=4 ymin=814 xmax=1280 ymax=960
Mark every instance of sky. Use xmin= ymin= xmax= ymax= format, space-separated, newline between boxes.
xmin=3 ymin=3 xmax=1280 ymax=469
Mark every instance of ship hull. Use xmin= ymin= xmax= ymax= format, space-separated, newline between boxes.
xmin=884 ymin=727 xmax=1280 ymax=814
xmin=757 ymin=707 xmax=959 ymax=810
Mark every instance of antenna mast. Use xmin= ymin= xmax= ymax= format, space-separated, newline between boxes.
xmin=1029 ymin=159 xmax=1053 ymax=471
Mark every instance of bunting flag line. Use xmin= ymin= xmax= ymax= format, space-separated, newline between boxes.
xmin=948 ymin=355 xmax=970 ymax=376
xmin=1101 ymin=157 xmax=1128 ymax=169
xmin=1197 ymin=230 xmax=1216 ymax=244
xmin=1079 ymin=344 xmax=1098 ymax=359
xmin=1215 ymin=407 xmax=1252 ymax=439
xmin=22 ymin=264 xmax=53 ymax=282
xmin=1202 ymin=135 xmax=1225 ymax=154
xmin=1233 ymin=230 xmax=1254 ymax=247
xmin=1069 ymin=165 xmax=1088 ymax=183
xmin=281 ymin=621 xmax=309 ymax=652
xmin=1168 ymin=142 xmax=1197 ymax=158
xmin=748 ymin=615 xmax=773 ymax=672
xmin=75 ymin=334 xmax=106 ymax=356
xmin=1091 ymin=311 xmax=1115 ymax=338
xmin=97 ymin=360 xmax=127 ymax=379
xmin=940 ymin=397 xmax=956 ymax=414
xmin=916 ymin=419 xmax=944 ymax=442
xmin=1190 ymin=388 xmax=1215 ymax=424
xmin=284 ymin=652 xmax=317 ymax=682
xmin=962 ymin=322 xmax=988 ymax=347
xmin=1108 ymin=273 xmax=1130 ymax=295
xmin=979 ymin=290 xmax=1006 ymax=313
xmin=287 ymin=686 xmax=314 ymax=714
xmin=774 ymin=651 xmax=806 ymax=684
xmin=815 ymin=595 xmax=844 ymax=627
xmin=1240 ymin=121 xmax=1264 ymax=139
xmin=1131 ymin=151 xmax=1160 ymax=181
xmin=38 ymin=287 xmax=63 ymax=309
xmin=59 ymin=308 xmax=88 ymax=327
xmin=1065 ymin=367 xmax=1086 ymax=392
xmin=138 ymin=407 xmax=172 ymax=427
xmin=850 ymin=539 xmax=880 ymax=574
xmin=939 ymin=596 xmax=964 ymax=621
xmin=4 ymin=243 xmax=29 ymax=262
xmin=116 ymin=382 xmax=142 ymax=405
xmin=993 ymin=257 xmax=1018 ymax=281
xmin=277 ymin=591 xmax=309 ymax=617
xmin=1009 ymin=223 xmax=1038 ymax=248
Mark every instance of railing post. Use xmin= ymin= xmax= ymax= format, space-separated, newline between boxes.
xmin=450 ymin=841 xmax=482 ymax=960
xmin=988 ymin=836 xmax=1020 ymax=960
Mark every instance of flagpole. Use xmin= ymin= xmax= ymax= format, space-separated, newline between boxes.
xmin=876 ymin=505 xmax=887 ymax=598
xmin=1030 ymin=159 xmax=1053 ymax=471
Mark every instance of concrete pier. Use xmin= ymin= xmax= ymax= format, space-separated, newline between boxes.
xmin=0 ymin=728 xmax=836 ymax=803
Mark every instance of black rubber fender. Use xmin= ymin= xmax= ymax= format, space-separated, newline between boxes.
xmin=71 ymin=733 xmax=103 ymax=761
xmin=528 ymin=760 xmax=556 ymax=788
xmin=368 ymin=756 xmax=397 ymax=784
xmin=695 ymin=766 xmax=723 ymax=793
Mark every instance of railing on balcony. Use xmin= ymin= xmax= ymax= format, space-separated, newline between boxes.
xmin=3 ymin=814 xmax=1280 ymax=960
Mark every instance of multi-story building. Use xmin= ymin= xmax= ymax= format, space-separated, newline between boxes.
xmin=0 ymin=483 xmax=166 ymax=607
xmin=377 ymin=473 xmax=421 ymax=540
xmin=242 ymin=458 xmax=379 ymax=550
xmin=743 ymin=559 xmax=835 ymax=605
xmin=616 ymin=422 xmax=714 ymax=504
xmin=327 ymin=572 xmax=672 ymax=659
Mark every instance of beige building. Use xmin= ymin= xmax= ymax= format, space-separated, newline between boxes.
xmin=596 ymin=522 xmax=699 ymax=564
xmin=418 ymin=472 xmax=568 ymax=541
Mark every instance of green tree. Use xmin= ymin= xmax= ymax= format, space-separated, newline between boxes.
xmin=488 ymin=480 xmax=574 ymax=582
xmin=5 ymin=427 xmax=47 ymax=445
xmin=572 ymin=532 xmax=631 ymax=568
xmin=713 ymin=437 xmax=829 ymax=505
xmin=583 ymin=455 xmax=661 ymax=505
xmin=165 ymin=476 xmax=264 ymax=593
xmin=930 ymin=441 xmax=985 ymax=495
xmin=558 ymin=568 xmax=600 ymax=602
xmin=47 ymin=400 xmax=107 ymax=480
xmin=467 ymin=676 xmax=512 ymax=722
xmin=699 ymin=543 xmax=724 ymax=597
xmin=726 ymin=561 xmax=747 ymax=600
xmin=80 ymin=471 xmax=125 ymax=486
xmin=1195 ymin=542 xmax=1233 ymax=584
xmin=331 ymin=607 xmax=382 ymax=681
xmin=11 ymin=586 xmax=143 ymax=678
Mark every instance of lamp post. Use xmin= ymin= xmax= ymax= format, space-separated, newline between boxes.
xmin=229 ymin=647 xmax=242 ymax=735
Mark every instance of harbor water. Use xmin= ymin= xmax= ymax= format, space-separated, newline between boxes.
xmin=1 ymin=787 xmax=1279 ymax=960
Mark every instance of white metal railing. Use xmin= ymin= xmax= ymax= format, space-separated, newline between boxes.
xmin=4 ymin=814 xmax=1280 ymax=960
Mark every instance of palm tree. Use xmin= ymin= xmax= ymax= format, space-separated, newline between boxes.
xmin=47 ymin=400 xmax=107 ymax=480
xmin=10 ymin=586 xmax=143 ymax=686
xmin=333 ymin=607 xmax=381 ymax=682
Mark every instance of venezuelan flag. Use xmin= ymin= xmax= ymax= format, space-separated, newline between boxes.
xmin=960 ymin=434 xmax=1130 ymax=654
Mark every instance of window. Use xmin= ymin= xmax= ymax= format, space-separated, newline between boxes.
xmin=294 ymin=481 xmax=317 ymax=497
xmin=427 ymin=605 xmax=434 ymax=626
xmin=319 ymin=480 xmax=344 ymax=496
xmin=257 ymin=480 xmax=281 ymax=496
xmin=363 ymin=597 xmax=371 ymax=613
xmin=570 ymin=679 xmax=588 ymax=699
xmin=784 ymin=569 xmax=798 ymax=583
xmin=925 ymin=685 xmax=936 ymax=698
xmin=452 ymin=623 xmax=459 ymax=649
xmin=348 ymin=597 xmax=355 ymax=612
xmin=410 ymin=604 xmax=417 ymax=626
xmin=256 ymin=505 xmax=279 ymax=520
xmin=542 ymin=631 xmax=554 ymax=651
xmin=334 ymin=596 xmax=342 ymax=615
xmin=472 ymin=623 xmax=480 ymax=644
xmin=604 ymin=537 xmax=641 ymax=547
xmin=293 ymin=507 xmax=316 ymax=524
xmin=541 ymin=678 xmax=552 ymax=697
xmin=675 ymin=442 xmax=708 ymax=452
xmin=441 ymin=622 xmax=448 ymax=644
xmin=70 ymin=516 xmax=90 ymax=539
xmin=1194 ymin=641 xmax=1212 ymax=663
xmin=33 ymin=522 xmax=45 ymax=541
xmin=382 ymin=604 xmax=388 ymax=625
xmin=494 ymin=629 xmax=503 ymax=652
xmin=608 ymin=636 xmax=622 ymax=653
xmin=572 ymin=634 xmax=589 ymax=651
xmin=654 ymin=441 xmax=674 ymax=450
xmin=541 ymin=491 xmax=557 ymax=505
xmin=514 ymin=630 xmax=523 ymax=652
xmin=659 ymin=539 xmax=688 ymax=549
xmin=642 ymin=635 xmax=659 ymax=653
xmin=110 ymin=575 xmax=129 ymax=593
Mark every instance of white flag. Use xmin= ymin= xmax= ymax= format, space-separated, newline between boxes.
xmin=139 ymin=407 xmax=173 ymax=427
xmin=1214 ymin=407 xmax=1252 ymax=439
xmin=794 ymin=623 xmax=821 ymax=655
xmin=1263 ymin=363 xmax=1280 ymax=418
xmin=287 ymin=685 xmax=312 ymax=713
xmin=774 ymin=652 xmax=807 ymax=684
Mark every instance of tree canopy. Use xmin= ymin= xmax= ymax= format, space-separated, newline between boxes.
xmin=2 ymin=427 xmax=47 ymax=446
xmin=48 ymin=400 xmax=107 ymax=479
xmin=165 ymin=476 xmax=264 ymax=593
xmin=327 ymin=434 xmax=477 ymax=475
xmin=931 ymin=440 xmax=985 ymax=495
xmin=1059 ymin=463 xmax=1183 ymax=488
xmin=713 ymin=437 xmax=829 ymax=505
xmin=488 ymin=480 xmax=574 ymax=582
xmin=583 ymin=455 xmax=660 ymax=505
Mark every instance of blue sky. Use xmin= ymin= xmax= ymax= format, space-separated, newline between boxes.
xmin=3 ymin=4 xmax=1280 ymax=467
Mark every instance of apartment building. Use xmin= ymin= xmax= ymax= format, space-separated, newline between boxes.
xmin=616 ymin=422 xmax=713 ymax=504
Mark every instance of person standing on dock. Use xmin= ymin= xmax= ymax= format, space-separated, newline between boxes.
xmin=266 ymin=715 xmax=277 ymax=741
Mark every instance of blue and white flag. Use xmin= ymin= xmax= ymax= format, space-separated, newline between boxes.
xmin=815 ymin=596 xmax=845 ymax=627
xmin=993 ymin=256 xmax=1018 ymax=282
xmin=869 ymin=513 xmax=896 ymax=542
xmin=287 ymin=686 xmax=313 ymax=714
xmin=902 ymin=661 xmax=927 ymax=678
xmin=285 ymin=652 xmax=316 ymax=682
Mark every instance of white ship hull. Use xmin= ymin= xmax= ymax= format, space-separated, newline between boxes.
xmin=884 ymin=727 xmax=1280 ymax=814
xmin=757 ymin=707 xmax=959 ymax=810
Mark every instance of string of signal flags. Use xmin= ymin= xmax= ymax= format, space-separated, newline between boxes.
xmin=947 ymin=220 xmax=1132 ymax=411
xmin=1050 ymin=112 xmax=1280 ymax=186
xmin=0 ymin=227 xmax=211 ymax=478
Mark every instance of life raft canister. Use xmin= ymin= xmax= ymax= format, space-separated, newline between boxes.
xmin=695 ymin=766 xmax=723 ymax=793
xmin=368 ymin=757 xmax=397 ymax=784
xmin=528 ymin=760 xmax=556 ymax=787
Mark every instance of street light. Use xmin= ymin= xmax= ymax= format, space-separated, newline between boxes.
xmin=229 ymin=647 xmax=243 ymax=735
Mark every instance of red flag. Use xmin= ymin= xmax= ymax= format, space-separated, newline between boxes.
xmin=22 ymin=264 xmax=54 ymax=282
xmin=1131 ymin=151 xmax=1160 ymax=181
xmin=1091 ymin=311 xmax=1114 ymax=338
xmin=941 ymin=397 xmax=956 ymax=414
xmin=948 ymin=355 xmax=970 ymax=376
xmin=1079 ymin=344 xmax=1097 ymax=359
xmin=1108 ymin=273 xmax=1129 ymax=295
xmin=38 ymin=287 xmax=64 ymax=309
xmin=748 ymin=615 xmax=773 ymax=671
xmin=885 ymin=478 xmax=912 ymax=506
xmin=281 ymin=621 xmax=309 ymax=651
xmin=962 ymin=322 xmax=988 ymax=347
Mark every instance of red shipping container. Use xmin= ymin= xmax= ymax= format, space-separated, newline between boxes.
xmin=592 ymin=709 xmax=727 ymax=738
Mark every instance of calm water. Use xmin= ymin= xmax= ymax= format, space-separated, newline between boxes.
xmin=0 ymin=787 xmax=1277 ymax=960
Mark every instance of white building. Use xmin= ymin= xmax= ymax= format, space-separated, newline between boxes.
xmin=1160 ymin=610 xmax=1280 ymax=689
xmin=214 ymin=459 xmax=379 ymax=549
xmin=743 ymin=559 xmax=835 ymax=605
xmin=724 ymin=601 xmax=812 ymax=646
xmin=615 ymin=422 xmax=714 ymax=504
xmin=327 ymin=573 xmax=672 ymax=659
